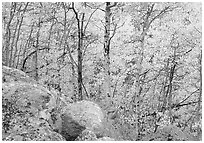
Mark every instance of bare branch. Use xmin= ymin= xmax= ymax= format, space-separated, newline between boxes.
xmin=173 ymin=100 xmax=202 ymax=109
xmin=82 ymin=38 xmax=98 ymax=58
xmin=109 ymin=23 xmax=117 ymax=42
xmin=177 ymin=89 xmax=200 ymax=106
xmin=84 ymin=8 xmax=98 ymax=33
xmin=66 ymin=44 xmax=78 ymax=67
xmin=21 ymin=47 xmax=49 ymax=71
xmin=85 ymin=2 xmax=105 ymax=12
xmin=194 ymin=26 xmax=202 ymax=34
xmin=149 ymin=5 xmax=171 ymax=26
xmin=107 ymin=2 xmax=117 ymax=9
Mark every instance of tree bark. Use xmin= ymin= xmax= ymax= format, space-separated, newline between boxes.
xmin=196 ymin=52 xmax=202 ymax=138
xmin=4 ymin=2 xmax=16 ymax=66
xmin=72 ymin=3 xmax=84 ymax=100
xmin=13 ymin=2 xmax=29 ymax=68
xmin=21 ymin=22 xmax=34 ymax=71
xmin=104 ymin=2 xmax=113 ymax=102
xmin=131 ymin=4 xmax=155 ymax=140
xmin=9 ymin=19 xmax=19 ymax=67
xmin=197 ymin=53 xmax=202 ymax=116
xmin=33 ymin=19 xmax=41 ymax=81
xmin=78 ymin=13 xmax=84 ymax=100
xmin=161 ymin=58 xmax=170 ymax=112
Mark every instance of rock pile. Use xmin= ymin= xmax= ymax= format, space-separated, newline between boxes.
xmin=2 ymin=66 xmax=114 ymax=141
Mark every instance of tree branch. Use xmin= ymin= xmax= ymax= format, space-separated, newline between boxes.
xmin=107 ymin=2 xmax=117 ymax=9
xmin=177 ymin=89 xmax=200 ymax=106
xmin=173 ymin=100 xmax=202 ymax=109
xmin=21 ymin=47 xmax=49 ymax=71
xmin=85 ymin=3 xmax=105 ymax=12
xmin=84 ymin=8 xmax=98 ymax=33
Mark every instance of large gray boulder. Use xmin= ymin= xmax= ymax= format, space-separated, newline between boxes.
xmin=57 ymin=100 xmax=105 ymax=140
xmin=2 ymin=66 xmax=64 ymax=141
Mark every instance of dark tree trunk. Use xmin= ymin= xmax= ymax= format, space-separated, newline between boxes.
xmin=77 ymin=14 xmax=84 ymax=100
xmin=104 ymin=2 xmax=111 ymax=99
xmin=72 ymin=3 xmax=84 ymax=101
xmin=33 ymin=18 xmax=41 ymax=81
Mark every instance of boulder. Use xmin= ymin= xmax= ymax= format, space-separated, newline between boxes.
xmin=58 ymin=100 xmax=105 ymax=140
xmin=75 ymin=129 xmax=115 ymax=141
xmin=75 ymin=129 xmax=98 ymax=141
xmin=3 ymin=118 xmax=66 ymax=141
xmin=97 ymin=136 xmax=115 ymax=141
xmin=2 ymin=66 xmax=108 ymax=141
xmin=2 ymin=71 xmax=63 ymax=140
xmin=2 ymin=66 xmax=36 ymax=83
xmin=2 ymin=81 xmax=57 ymax=119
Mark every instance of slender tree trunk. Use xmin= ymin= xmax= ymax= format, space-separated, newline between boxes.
xmin=131 ymin=4 xmax=155 ymax=140
xmin=21 ymin=22 xmax=34 ymax=71
xmin=167 ymin=63 xmax=176 ymax=124
xmin=196 ymin=52 xmax=202 ymax=138
xmin=78 ymin=13 xmax=84 ymax=100
xmin=4 ymin=2 xmax=16 ymax=66
xmin=12 ymin=18 xmax=22 ymax=67
xmin=72 ymin=3 xmax=84 ymax=100
xmin=72 ymin=62 xmax=77 ymax=101
xmin=9 ymin=3 xmax=23 ymax=67
xmin=33 ymin=19 xmax=41 ymax=81
xmin=13 ymin=2 xmax=28 ymax=68
xmin=197 ymin=53 xmax=202 ymax=116
xmin=132 ymin=32 xmax=145 ymax=140
xmin=15 ymin=41 xmax=23 ymax=69
xmin=9 ymin=19 xmax=19 ymax=67
xmin=161 ymin=58 xmax=170 ymax=112
xmin=104 ymin=2 xmax=116 ymax=103
xmin=33 ymin=44 xmax=38 ymax=81
xmin=162 ymin=45 xmax=177 ymax=124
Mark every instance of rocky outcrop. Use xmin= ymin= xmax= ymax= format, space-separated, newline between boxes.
xmin=75 ymin=129 xmax=98 ymax=141
xmin=97 ymin=136 xmax=115 ymax=141
xmin=2 ymin=66 xmax=115 ymax=141
xmin=3 ymin=118 xmax=66 ymax=141
xmin=2 ymin=67 xmax=64 ymax=141
xmin=75 ymin=129 xmax=115 ymax=141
